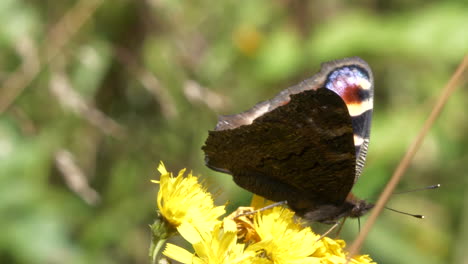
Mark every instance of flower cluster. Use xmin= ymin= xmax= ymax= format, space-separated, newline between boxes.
xmin=150 ymin=162 xmax=375 ymax=264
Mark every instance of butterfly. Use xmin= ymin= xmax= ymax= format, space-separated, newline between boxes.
xmin=202 ymin=57 xmax=374 ymax=224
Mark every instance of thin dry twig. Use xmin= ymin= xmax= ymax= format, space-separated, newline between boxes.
xmin=347 ymin=54 xmax=468 ymax=259
xmin=183 ymin=80 xmax=230 ymax=111
xmin=0 ymin=36 xmax=41 ymax=113
xmin=55 ymin=149 xmax=101 ymax=205
xmin=115 ymin=47 xmax=178 ymax=118
xmin=0 ymin=0 xmax=104 ymax=114
xmin=50 ymin=70 xmax=126 ymax=138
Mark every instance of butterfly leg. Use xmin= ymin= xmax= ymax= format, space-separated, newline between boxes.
xmin=233 ymin=200 xmax=288 ymax=219
xmin=316 ymin=217 xmax=347 ymax=241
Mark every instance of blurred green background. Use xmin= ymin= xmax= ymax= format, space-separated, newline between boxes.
xmin=0 ymin=0 xmax=467 ymax=263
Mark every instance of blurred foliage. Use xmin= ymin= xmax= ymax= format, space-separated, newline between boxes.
xmin=0 ymin=0 xmax=467 ymax=263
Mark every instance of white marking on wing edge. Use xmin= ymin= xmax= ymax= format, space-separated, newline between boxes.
xmin=353 ymin=134 xmax=364 ymax=146
xmin=244 ymin=104 xmax=270 ymax=125
xmin=347 ymin=98 xmax=373 ymax=116
xmin=358 ymin=78 xmax=372 ymax=90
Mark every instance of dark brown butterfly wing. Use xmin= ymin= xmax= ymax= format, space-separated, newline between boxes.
xmin=203 ymin=88 xmax=356 ymax=212
xmin=202 ymin=57 xmax=374 ymax=217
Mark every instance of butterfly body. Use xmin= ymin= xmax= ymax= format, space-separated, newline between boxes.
xmin=202 ymin=57 xmax=374 ymax=223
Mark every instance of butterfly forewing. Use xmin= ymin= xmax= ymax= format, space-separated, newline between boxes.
xmin=203 ymin=57 xmax=374 ymax=218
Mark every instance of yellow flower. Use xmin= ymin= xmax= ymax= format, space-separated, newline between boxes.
xmin=246 ymin=207 xmax=321 ymax=264
xmin=153 ymin=161 xmax=225 ymax=235
xmin=245 ymin=207 xmax=375 ymax=264
xmin=232 ymin=24 xmax=263 ymax=57
xmin=151 ymin=163 xmax=375 ymax=264
xmin=163 ymin=219 xmax=256 ymax=264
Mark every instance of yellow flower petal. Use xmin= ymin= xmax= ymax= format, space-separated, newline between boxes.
xmin=165 ymin=220 xmax=256 ymax=264
xmin=177 ymin=222 xmax=203 ymax=244
xmin=157 ymin=162 xmax=168 ymax=175
xmin=163 ymin=243 xmax=195 ymax=264
xmin=154 ymin=161 xmax=225 ymax=233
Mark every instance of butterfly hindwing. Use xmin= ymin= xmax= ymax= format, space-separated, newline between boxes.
xmin=321 ymin=57 xmax=374 ymax=181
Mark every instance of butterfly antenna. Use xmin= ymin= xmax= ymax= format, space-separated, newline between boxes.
xmin=365 ymin=184 xmax=441 ymax=201
xmin=392 ymin=184 xmax=440 ymax=195
xmin=384 ymin=206 xmax=424 ymax=219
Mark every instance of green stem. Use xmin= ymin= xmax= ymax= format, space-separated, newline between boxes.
xmin=150 ymin=237 xmax=167 ymax=264
xmin=149 ymin=215 xmax=176 ymax=263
